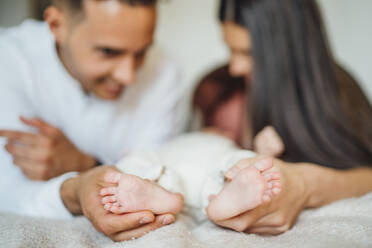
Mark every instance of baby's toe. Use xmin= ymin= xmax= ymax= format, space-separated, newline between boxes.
xmin=102 ymin=195 xmax=117 ymax=204
xmin=104 ymin=171 xmax=122 ymax=184
xmin=263 ymin=171 xmax=281 ymax=181
xmin=100 ymin=187 xmax=118 ymax=196
xmin=110 ymin=202 xmax=126 ymax=214
xmin=104 ymin=203 xmax=113 ymax=211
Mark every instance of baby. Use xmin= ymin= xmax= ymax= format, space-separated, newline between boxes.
xmin=99 ymin=132 xmax=282 ymax=222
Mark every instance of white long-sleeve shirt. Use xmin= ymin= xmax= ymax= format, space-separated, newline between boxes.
xmin=0 ymin=20 xmax=190 ymax=219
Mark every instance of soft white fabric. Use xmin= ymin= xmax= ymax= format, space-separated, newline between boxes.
xmin=116 ymin=132 xmax=256 ymax=221
xmin=1 ymin=193 xmax=372 ymax=248
xmin=0 ymin=20 xmax=189 ymax=219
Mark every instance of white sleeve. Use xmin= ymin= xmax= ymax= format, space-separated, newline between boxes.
xmin=153 ymin=62 xmax=191 ymax=141
xmin=132 ymin=60 xmax=192 ymax=151
xmin=0 ymin=39 xmax=77 ymax=219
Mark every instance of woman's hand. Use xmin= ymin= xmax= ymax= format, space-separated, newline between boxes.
xmin=208 ymin=157 xmax=310 ymax=235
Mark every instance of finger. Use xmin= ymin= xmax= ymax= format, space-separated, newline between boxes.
xmin=99 ymin=211 xmax=155 ymax=236
xmin=20 ymin=116 xmax=61 ymax=137
xmin=17 ymin=164 xmax=49 ymax=181
xmin=246 ymin=226 xmax=288 ymax=235
xmin=13 ymin=156 xmax=43 ymax=168
xmin=0 ymin=130 xmax=40 ymax=144
xmin=111 ymin=214 xmax=175 ymax=242
xmin=2 ymin=132 xmax=51 ymax=147
xmin=5 ymin=143 xmax=51 ymax=162
xmin=12 ymin=156 xmax=54 ymax=181
xmin=214 ymin=207 xmax=269 ymax=232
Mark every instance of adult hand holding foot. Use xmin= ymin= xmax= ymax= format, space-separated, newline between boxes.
xmin=207 ymin=157 xmax=372 ymax=235
xmin=207 ymin=157 xmax=306 ymax=234
xmin=60 ymin=166 xmax=181 ymax=242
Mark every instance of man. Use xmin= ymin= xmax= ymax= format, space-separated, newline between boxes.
xmin=0 ymin=0 xmax=188 ymax=241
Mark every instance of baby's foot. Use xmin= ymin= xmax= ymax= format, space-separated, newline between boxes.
xmin=254 ymin=126 xmax=285 ymax=157
xmin=206 ymin=158 xmax=281 ymax=221
xmin=100 ymin=171 xmax=183 ymax=215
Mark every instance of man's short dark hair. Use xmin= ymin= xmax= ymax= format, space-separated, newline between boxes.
xmin=53 ymin=0 xmax=157 ymax=13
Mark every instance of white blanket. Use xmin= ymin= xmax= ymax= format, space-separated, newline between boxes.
xmin=1 ymin=192 xmax=372 ymax=248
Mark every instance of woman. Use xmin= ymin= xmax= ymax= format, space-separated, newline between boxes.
xmin=196 ymin=0 xmax=372 ymax=234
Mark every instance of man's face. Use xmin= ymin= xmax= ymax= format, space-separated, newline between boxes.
xmin=48 ymin=1 xmax=156 ymax=100
xmin=223 ymin=22 xmax=253 ymax=79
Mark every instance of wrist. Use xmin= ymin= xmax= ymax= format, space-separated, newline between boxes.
xmin=80 ymin=153 xmax=97 ymax=172
xmin=295 ymin=164 xmax=315 ymax=208
xmin=297 ymin=163 xmax=341 ymax=208
xmin=60 ymin=176 xmax=82 ymax=215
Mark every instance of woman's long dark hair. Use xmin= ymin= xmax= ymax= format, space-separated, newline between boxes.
xmin=219 ymin=0 xmax=372 ymax=169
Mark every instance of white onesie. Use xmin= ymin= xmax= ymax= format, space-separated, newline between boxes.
xmin=116 ymin=132 xmax=255 ymax=221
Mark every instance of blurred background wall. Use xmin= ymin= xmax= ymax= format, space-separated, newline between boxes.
xmin=0 ymin=0 xmax=371 ymax=101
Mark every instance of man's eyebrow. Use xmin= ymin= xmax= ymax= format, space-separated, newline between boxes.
xmin=95 ymin=46 xmax=127 ymax=53
xmin=94 ymin=42 xmax=153 ymax=54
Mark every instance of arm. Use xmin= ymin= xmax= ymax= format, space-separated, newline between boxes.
xmin=209 ymin=158 xmax=372 ymax=235
xmin=301 ymin=163 xmax=372 ymax=208
xmin=131 ymin=59 xmax=190 ymax=150
xmin=0 ymin=40 xmax=79 ymax=218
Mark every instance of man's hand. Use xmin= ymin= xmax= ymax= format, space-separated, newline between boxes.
xmin=208 ymin=157 xmax=309 ymax=235
xmin=0 ymin=116 xmax=96 ymax=181
xmin=61 ymin=166 xmax=176 ymax=242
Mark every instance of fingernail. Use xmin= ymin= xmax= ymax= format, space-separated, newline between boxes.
xmin=162 ymin=216 xmax=174 ymax=225
xmin=140 ymin=216 xmax=153 ymax=225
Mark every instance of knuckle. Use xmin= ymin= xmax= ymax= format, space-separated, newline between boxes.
xmin=273 ymin=214 xmax=287 ymax=227
xmin=96 ymin=220 xmax=114 ymax=236
xmin=232 ymin=220 xmax=249 ymax=232
xmin=233 ymin=224 xmax=248 ymax=233
xmin=40 ymin=153 xmax=53 ymax=164
xmin=45 ymin=138 xmax=56 ymax=148
xmin=277 ymin=223 xmax=291 ymax=233
xmin=95 ymin=223 xmax=107 ymax=234
xmin=50 ymin=129 xmax=61 ymax=138
xmin=95 ymin=220 xmax=112 ymax=235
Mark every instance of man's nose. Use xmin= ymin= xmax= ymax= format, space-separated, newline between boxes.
xmin=112 ymin=56 xmax=137 ymax=86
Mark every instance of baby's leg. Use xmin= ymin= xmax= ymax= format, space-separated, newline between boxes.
xmin=100 ymin=171 xmax=183 ymax=215
xmin=206 ymin=158 xmax=281 ymax=221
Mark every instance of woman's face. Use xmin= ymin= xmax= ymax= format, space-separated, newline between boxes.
xmin=223 ymin=22 xmax=253 ymax=79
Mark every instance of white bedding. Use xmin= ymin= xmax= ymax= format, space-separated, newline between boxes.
xmin=1 ymin=192 xmax=372 ymax=248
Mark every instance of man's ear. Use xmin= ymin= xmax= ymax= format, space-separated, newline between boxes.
xmin=44 ymin=6 xmax=68 ymax=43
